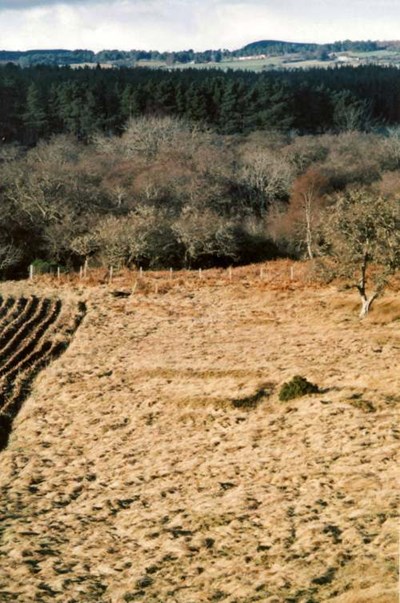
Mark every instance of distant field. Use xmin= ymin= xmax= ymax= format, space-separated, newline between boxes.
xmin=3 ymin=50 xmax=400 ymax=71
xmin=135 ymin=51 xmax=400 ymax=72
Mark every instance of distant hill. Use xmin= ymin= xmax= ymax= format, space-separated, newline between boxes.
xmin=235 ymin=40 xmax=319 ymax=56
xmin=235 ymin=39 xmax=382 ymax=56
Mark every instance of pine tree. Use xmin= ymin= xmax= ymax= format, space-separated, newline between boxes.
xmin=23 ymin=82 xmax=48 ymax=144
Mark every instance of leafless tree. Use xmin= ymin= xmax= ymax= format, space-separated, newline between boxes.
xmin=173 ymin=206 xmax=237 ymax=267
xmin=97 ymin=115 xmax=210 ymax=161
xmin=0 ymin=243 xmax=22 ymax=273
xmin=240 ymin=150 xmax=295 ymax=213
xmin=69 ymin=232 xmax=99 ymax=265
xmin=322 ymin=190 xmax=400 ymax=317
xmin=289 ymin=168 xmax=329 ymax=260
xmin=93 ymin=205 xmax=176 ymax=269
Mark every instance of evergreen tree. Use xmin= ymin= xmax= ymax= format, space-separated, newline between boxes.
xmin=185 ymin=83 xmax=209 ymax=122
xmin=23 ymin=82 xmax=48 ymax=144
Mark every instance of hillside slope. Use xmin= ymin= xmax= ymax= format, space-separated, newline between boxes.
xmin=0 ymin=267 xmax=398 ymax=603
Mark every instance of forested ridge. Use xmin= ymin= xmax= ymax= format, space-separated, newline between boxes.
xmin=2 ymin=64 xmax=400 ymax=143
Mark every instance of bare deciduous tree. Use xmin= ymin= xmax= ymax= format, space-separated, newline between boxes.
xmin=103 ymin=115 xmax=209 ymax=161
xmin=69 ymin=232 xmax=99 ymax=265
xmin=240 ymin=150 xmax=295 ymax=214
xmin=125 ymin=205 xmax=177 ymax=268
xmin=323 ymin=190 xmax=400 ymax=317
xmin=289 ymin=168 xmax=329 ymax=260
xmin=93 ymin=205 xmax=177 ymax=269
xmin=173 ymin=206 xmax=237 ymax=267
xmin=267 ymin=168 xmax=328 ymax=259
xmin=0 ymin=243 xmax=22 ymax=273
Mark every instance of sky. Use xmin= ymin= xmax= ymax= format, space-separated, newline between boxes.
xmin=0 ymin=0 xmax=398 ymax=52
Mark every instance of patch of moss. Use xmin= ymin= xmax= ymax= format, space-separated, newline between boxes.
xmin=279 ymin=375 xmax=319 ymax=402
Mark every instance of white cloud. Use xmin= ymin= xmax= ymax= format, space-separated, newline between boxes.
xmin=0 ymin=0 xmax=399 ymax=51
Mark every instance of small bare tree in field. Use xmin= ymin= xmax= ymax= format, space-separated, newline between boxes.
xmin=323 ymin=190 xmax=400 ymax=318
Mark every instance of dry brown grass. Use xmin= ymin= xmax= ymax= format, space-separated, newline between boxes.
xmin=0 ymin=262 xmax=398 ymax=603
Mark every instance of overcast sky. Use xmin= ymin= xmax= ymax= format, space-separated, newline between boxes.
xmin=0 ymin=0 xmax=398 ymax=52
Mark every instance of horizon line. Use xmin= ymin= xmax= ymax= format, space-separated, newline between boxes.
xmin=0 ymin=37 xmax=396 ymax=55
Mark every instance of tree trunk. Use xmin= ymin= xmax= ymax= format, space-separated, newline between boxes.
xmin=356 ymin=253 xmax=377 ymax=318
xmin=305 ymin=197 xmax=314 ymax=260
xmin=358 ymin=291 xmax=378 ymax=318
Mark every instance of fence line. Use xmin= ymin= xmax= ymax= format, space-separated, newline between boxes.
xmin=28 ymin=262 xmax=311 ymax=290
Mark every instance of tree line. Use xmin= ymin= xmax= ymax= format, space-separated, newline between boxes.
xmin=1 ymin=118 xmax=399 ymax=313
xmin=2 ymin=64 xmax=400 ymax=144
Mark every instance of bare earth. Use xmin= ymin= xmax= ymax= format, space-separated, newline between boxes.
xmin=0 ymin=264 xmax=399 ymax=603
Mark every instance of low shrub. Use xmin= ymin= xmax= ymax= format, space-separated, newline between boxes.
xmin=279 ymin=375 xmax=319 ymax=401
xmin=31 ymin=258 xmax=59 ymax=274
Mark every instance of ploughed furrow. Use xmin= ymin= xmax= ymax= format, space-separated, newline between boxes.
xmin=0 ymin=340 xmax=53 ymax=410
xmin=0 ymin=297 xmax=17 ymax=329
xmin=0 ymin=299 xmax=44 ymax=368
xmin=1 ymin=336 xmax=71 ymax=418
xmin=0 ymin=296 xmax=39 ymax=355
xmin=0 ymin=297 xmax=28 ymax=335
xmin=0 ymin=296 xmax=13 ymax=320
xmin=0 ymin=297 xmax=86 ymax=450
xmin=0 ymin=299 xmax=60 ymax=379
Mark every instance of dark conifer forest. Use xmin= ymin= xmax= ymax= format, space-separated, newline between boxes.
xmin=1 ymin=64 xmax=400 ymax=143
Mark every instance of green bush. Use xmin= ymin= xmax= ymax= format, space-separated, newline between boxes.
xmin=31 ymin=258 xmax=59 ymax=274
xmin=279 ymin=375 xmax=319 ymax=401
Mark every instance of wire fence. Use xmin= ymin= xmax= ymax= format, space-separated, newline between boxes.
xmin=27 ymin=259 xmax=319 ymax=293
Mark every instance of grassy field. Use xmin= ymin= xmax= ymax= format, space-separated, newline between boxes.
xmin=0 ymin=261 xmax=398 ymax=603
xmin=134 ymin=51 xmax=400 ymax=72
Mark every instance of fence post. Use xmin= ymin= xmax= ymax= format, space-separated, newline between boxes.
xmin=109 ymin=266 xmax=113 ymax=284
xmin=169 ymin=268 xmax=173 ymax=281
xmin=139 ymin=266 xmax=143 ymax=279
xmin=84 ymin=258 xmax=88 ymax=278
xmin=29 ymin=264 xmax=34 ymax=280
xmin=57 ymin=266 xmax=61 ymax=280
xmin=198 ymin=268 xmax=202 ymax=279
